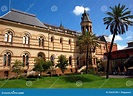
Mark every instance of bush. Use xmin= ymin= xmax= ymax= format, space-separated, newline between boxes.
xmin=18 ymin=76 xmax=27 ymax=80
xmin=26 ymin=78 xmax=36 ymax=81
xmin=27 ymin=75 xmax=36 ymax=78
xmin=88 ymin=68 xmax=96 ymax=74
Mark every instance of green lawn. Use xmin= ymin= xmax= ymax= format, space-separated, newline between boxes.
xmin=0 ymin=74 xmax=133 ymax=88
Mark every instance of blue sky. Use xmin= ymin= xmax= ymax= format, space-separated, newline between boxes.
xmin=0 ymin=0 xmax=133 ymax=50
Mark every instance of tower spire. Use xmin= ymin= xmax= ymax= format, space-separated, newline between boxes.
xmin=80 ymin=10 xmax=92 ymax=34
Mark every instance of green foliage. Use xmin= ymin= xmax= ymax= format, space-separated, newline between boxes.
xmin=77 ymin=31 xmax=99 ymax=74
xmin=12 ymin=60 xmax=23 ymax=77
xmin=78 ymin=31 xmax=99 ymax=51
xmin=103 ymin=4 xmax=133 ymax=78
xmin=33 ymin=57 xmax=44 ymax=73
xmin=103 ymin=3 xmax=133 ymax=35
xmin=56 ymin=55 xmax=68 ymax=74
xmin=43 ymin=60 xmax=53 ymax=71
xmin=1 ymin=74 xmax=133 ymax=88
xmin=33 ymin=57 xmax=53 ymax=74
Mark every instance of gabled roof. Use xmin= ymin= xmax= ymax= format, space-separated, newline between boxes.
xmin=0 ymin=9 xmax=47 ymax=28
xmin=98 ymin=35 xmax=111 ymax=42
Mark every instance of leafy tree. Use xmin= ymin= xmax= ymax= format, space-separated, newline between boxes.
xmin=77 ymin=31 xmax=99 ymax=74
xmin=33 ymin=57 xmax=53 ymax=76
xmin=33 ymin=57 xmax=44 ymax=75
xmin=103 ymin=4 xmax=133 ymax=78
xmin=43 ymin=60 xmax=53 ymax=71
xmin=12 ymin=59 xmax=23 ymax=78
xmin=56 ymin=55 xmax=68 ymax=74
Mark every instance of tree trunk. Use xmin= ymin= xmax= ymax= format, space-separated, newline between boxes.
xmin=106 ymin=29 xmax=116 ymax=79
xmin=86 ymin=44 xmax=89 ymax=74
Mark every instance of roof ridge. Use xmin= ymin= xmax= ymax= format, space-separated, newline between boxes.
xmin=11 ymin=9 xmax=36 ymax=17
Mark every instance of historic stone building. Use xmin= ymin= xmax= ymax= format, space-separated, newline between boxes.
xmin=0 ymin=9 xmax=117 ymax=78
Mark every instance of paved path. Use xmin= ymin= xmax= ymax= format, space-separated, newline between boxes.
xmin=102 ymin=75 xmax=133 ymax=78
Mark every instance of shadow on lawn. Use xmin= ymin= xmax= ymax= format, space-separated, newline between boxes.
xmin=62 ymin=75 xmax=93 ymax=83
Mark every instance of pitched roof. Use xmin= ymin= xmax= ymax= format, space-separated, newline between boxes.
xmin=0 ymin=9 xmax=47 ymax=28
xmin=98 ymin=35 xmax=111 ymax=42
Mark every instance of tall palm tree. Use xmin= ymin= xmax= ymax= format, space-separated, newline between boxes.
xmin=103 ymin=4 xmax=133 ymax=79
xmin=78 ymin=31 xmax=99 ymax=74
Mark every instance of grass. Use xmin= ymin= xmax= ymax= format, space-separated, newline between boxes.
xmin=0 ymin=74 xmax=133 ymax=88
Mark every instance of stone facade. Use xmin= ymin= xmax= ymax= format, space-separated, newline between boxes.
xmin=0 ymin=9 xmax=117 ymax=78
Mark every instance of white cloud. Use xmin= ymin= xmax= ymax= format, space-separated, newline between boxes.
xmin=117 ymin=44 xmax=126 ymax=50
xmin=126 ymin=30 xmax=133 ymax=40
xmin=109 ymin=35 xmax=123 ymax=41
xmin=73 ymin=6 xmax=90 ymax=16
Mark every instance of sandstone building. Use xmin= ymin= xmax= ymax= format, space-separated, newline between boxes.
xmin=0 ymin=9 xmax=117 ymax=78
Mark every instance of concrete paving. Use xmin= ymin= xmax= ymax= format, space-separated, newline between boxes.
xmin=102 ymin=75 xmax=133 ymax=78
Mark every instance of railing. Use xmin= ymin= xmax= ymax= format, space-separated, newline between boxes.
xmin=77 ymin=66 xmax=86 ymax=73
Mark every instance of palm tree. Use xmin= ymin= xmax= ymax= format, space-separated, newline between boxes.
xmin=78 ymin=31 xmax=99 ymax=74
xmin=103 ymin=3 xmax=133 ymax=79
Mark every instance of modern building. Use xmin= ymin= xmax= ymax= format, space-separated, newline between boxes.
xmin=0 ymin=9 xmax=117 ymax=78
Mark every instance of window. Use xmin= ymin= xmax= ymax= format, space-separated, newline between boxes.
xmin=77 ymin=57 xmax=79 ymax=66
xmin=51 ymin=36 xmax=54 ymax=42
xmin=22 ymin=53 xmax=29 ymax=67
xmin=4 ymin=31 xmax=13 ymax=43
xmin=60 ymin=38 xmax=63 ymax=43
xmin=38 ymin=52 xmax=46 ymax=61
xmin=38 ymin=36 xmax=44 ymax=47
xmin=4 ymin=71 xmax=9 ymax=77
xmin=69 ymin=39 xmax=71 ymax=45
xmin=23 ymin=34 xmax=30 ymax=45
xmin=69 ymin=56 xmax=72 ymax=66
xmin=50 ymin=55 xmax=55 ymax=64
xmin=3 ymin=52 xmax=11 ymax=66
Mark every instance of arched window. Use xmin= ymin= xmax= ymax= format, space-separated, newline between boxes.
xmin=22 ymin=53 xmax=29 ymax=67
xmin=38 ymin=36 xmax=44 ymax=47
xmin=3 ymin=52 xmax=11 ymax=66
xmin=69 ymin=39 xmax=71 ymax=45
xmin=23 ymin=33 xmax=30 ymax=45
xmin=60 ymin=38 xmax=63 ymax=43
xmin=4 ymin=31 xmax=13 ymax=43
xmin=51 ymin=36 xmax=54 ymax=42
xmin=50 ymin=55 xmax=55 ymax=64
xmin=38 ymin=52 xmax=46 ymax=61
xmin=69 ymin=56 xmax=72 ymax=66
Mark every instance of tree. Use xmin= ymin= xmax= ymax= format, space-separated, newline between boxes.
xmin=33 ymin=57 xmax=53 ymax=76
xmin=55 ymin=55 xmax=68 ymax=74
xmin=12 ymin=60 xmax=23 ymax=78
xmin=42 ymin=60 xmax=53 ymax=72
xmin=77 ymin=31 xmax=99 ymax=74
xmin=33 ymin=57 xmax=44 ymax=75
xmin=103 ymin=3 xmax=133 ymax=79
